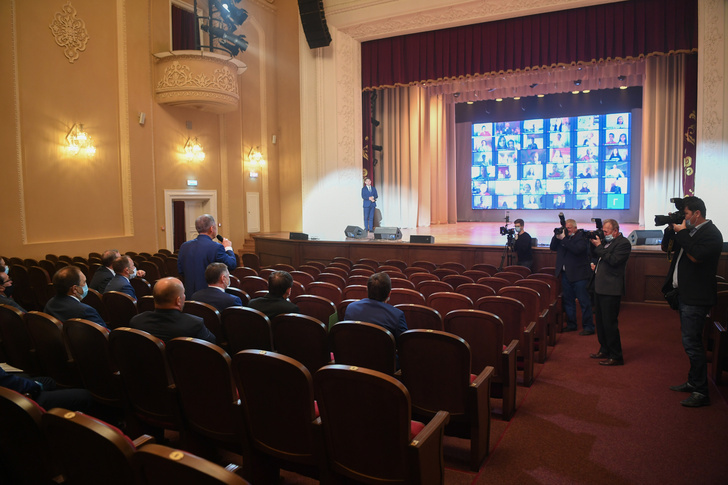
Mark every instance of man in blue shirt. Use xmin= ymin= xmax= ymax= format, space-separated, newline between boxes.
xmin=344 ymin=272 xmax=408 ymax=340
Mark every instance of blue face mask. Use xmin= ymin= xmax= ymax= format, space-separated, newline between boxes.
xmin=515 ymin=226 xmax=522 ymax=233
xmin=130 ymin=268 xmax=137 ymax=279
xmin=3 ymin=266 xmax=8 ymax=274
xmin=80 ymin=284 xmax=88 ymax=300
xmin=685 ymin=213 xmax=697 ymax=229
xmin=604 ymin=234 xmax=614 ymax=242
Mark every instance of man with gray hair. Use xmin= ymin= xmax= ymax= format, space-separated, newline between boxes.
xmin=177 ymin=214 xmax=237 ymax=298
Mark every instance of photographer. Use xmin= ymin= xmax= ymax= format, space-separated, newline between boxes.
xmin=661 ymin=196 xmax=723 ymax=407
xmin=550 ymin=218 xmax=595 ymax=335
xmin=513 ymin=218 xmax=533 ymax=269
xmin=589 ymin=219 xmax=631 ymax=366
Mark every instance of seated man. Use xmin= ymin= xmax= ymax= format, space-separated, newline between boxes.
xmin=89 ymin=249 xmax=119 ymax=293
xmin=0 ymin=271 xmax=26 ymax=312
xmin=0 ymin=368 xmax=94 ymax=412
xmin=44 ymin=266 xmax=107 ymax=327
xmin=129 ymin=277 xmax=216 ymax=344
xmin=248 ymin=270 xmax=299 ymax=318
xmin=191 ymin=262 xmax=243 ymax=312
xmin=104 ymin=255 xmax=138 ymax=300
xmin=344 ymin=272 xmax=408 ymax=340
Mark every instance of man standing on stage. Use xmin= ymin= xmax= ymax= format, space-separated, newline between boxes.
xmin=550 ymin=218 xmax=595 ymax=335
xmin=589 ymin=219 xmax=631 ymax=366
xmin=513 ymin=218 xmax=533 ymax=269
xmin=662 ymin=196 xmax=723 ymax=407
xmin=362 ymin=177 xmax=378 ymax=232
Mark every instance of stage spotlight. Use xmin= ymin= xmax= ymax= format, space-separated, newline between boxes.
xmin=529 ymin=83 xmax=538 ymax=88
xmin=373 ymin=144 xmax=383 ymax=152
xmin=571 ymin=91 xmax=579 ymax=95
xmin=537 ymin=94 xmax=544 ymax=98
xmin=582 ymin=90 xmax=591 ymax=93
xmin=495 ymin=98 xmax=503 ymax=102
xmin=574 ymin=79 xmax=582 ymax=86
xmin=513 ymin=96 xmax=521 ymax=100
xmin=617 ymin=75 xmax=626 ymax=81
xmin=619 ymin=86 xmax=628 ymax=90
xmin=371 ymin=119 xmax=380 ymax=127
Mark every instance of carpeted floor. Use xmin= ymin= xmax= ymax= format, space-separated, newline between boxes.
xmin=280 ymin=303 xmax=728 ymax=484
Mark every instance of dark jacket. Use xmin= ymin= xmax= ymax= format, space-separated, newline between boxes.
xmin=129 ymin=309 xmax=216 ymax=344
xmin=191 ymin=287 xmax=243 ymax=312
xmin=177 ymin=235 xmax=237 ymax=299
xmin=44 ymin=295 xmax=107 ymax=328
xmin=89 ymin=266 xmax=113 ymax=293
xmin=550 ymin=230 xmax=593 ymax=282
xmin=248 ymin=295 xmax=299 ymax=319
xmin=592 ymin=234 xmax=631 ymax=296
xmin=105 ymin=274 xmax=136 ymax=300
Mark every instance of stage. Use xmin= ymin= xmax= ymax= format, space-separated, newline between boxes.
xmin=251 ymin=222 xmax=728 ymax=304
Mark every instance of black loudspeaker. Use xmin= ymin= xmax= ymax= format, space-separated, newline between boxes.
xmin=344 ymin=225 xmax=367 ymax=239
xmin=626 ymin=230 xmax=663 ymax=246
xmin=289 ymin=232 xmax=309 ymax=240
xmin=374 ymin=227 xmax=402 ymax=241
xmin=410 ymin=235 xmax=435 ymax=244
xmin=298 ymin=0 xmax=332 ymax=49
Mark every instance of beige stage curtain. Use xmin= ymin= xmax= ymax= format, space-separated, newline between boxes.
xmin=641 ymin=54 xmax=686 ymax=227
xmin=376 ymin=86 xmax=456 ymax=228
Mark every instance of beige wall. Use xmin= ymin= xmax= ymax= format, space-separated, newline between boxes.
xmin=0 ymin=0 xmax=302 ymax=261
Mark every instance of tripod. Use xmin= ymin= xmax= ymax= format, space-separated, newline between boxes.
xmin=497 ymin=237 xmax=514 ymax=272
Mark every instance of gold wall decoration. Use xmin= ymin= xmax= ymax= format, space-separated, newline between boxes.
xmin=49 ymin=1 xmax=90 ymax=64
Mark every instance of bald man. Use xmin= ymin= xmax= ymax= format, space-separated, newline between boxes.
xmin=129 ymin=277 xmax=216 ymax=344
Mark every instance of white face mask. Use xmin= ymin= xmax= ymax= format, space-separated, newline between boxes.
xmin=685 ymin=213 xmax=697 ymax=229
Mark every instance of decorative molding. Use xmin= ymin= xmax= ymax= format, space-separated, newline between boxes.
xmin=156 ymin=61 xmax=238 ymax=93
xmin=697 ymin=0 xmax=723 ymax=151
xmin=49 ymin=1 xmax=90 ymax=63
xmin=248 ymin=0 xmax=278 ymax=14
xmin=11 ymin=1 xmax=27 ymax=244
xmin=335 ymin=30 xmax=360 ymax=181
xmin=116 ymin=0 xmax=134 ymax=236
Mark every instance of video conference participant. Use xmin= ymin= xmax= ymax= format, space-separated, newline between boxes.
xmin=550 ymin=219 xmax=594 ymax=335
xmin=661 ymin=196 xmax=723 ymax=407
xmin=361 ymin=177 xmax=378 ymax=232
xmin=513 ymin=219 xmax=533 ymax=269
xmin=589 ymin=219 xmax=631 ymax=366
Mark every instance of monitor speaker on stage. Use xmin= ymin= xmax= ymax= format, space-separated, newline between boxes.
xmin=410 ymin=235 xmax=434 ymax=244
xmin=289 ymin=232 xmax=309 ymax=240
xmin=344 ymin=225 xmax=367 ymax=239
xmin=626 ymin=230 xmax=662 ymax=246
xmin=374 ymin=227 xmax=402 ymax=240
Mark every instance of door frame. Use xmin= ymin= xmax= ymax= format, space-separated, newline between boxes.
xmin=164 ymin=189 xmax=218 ymax=251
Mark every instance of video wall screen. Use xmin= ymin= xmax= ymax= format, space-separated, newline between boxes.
xmin=470 ymin=113 xmax=631 ymax=210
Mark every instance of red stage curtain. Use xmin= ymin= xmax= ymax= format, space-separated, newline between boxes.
xmin=172 ymin=5 xmax=197 ymax=51
xmin=361 ymin=0 xmax=697 ymax=90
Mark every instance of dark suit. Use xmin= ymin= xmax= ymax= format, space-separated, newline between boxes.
xmin=105 ymin=274 xmax=136 ymax=300
xmin=513 ymin=231 xmax=533 ymax=269
xmin=248 ymin=295 xmax=299 ymax=319
xmin=362 ymin=185 xmax=378 ymax=232
xmin=592 ymin=234 xmax=631 ymax=360
xmin=191 ymin=287 xmax=243 ymax=312
xmin=44 ymin=295 xmax=107 ymax=328
xmin=550 ymin=230 xmax=594 ymax=331
xmin=0 ymin=294 xmax=26 ymax=313
xmin=129 ymin=309 xmax=216 ymax=344
xmin=661 ymin=221 xmax=723 ymax=396
xmin=344 ymin=298 xmax=408 ymax=340
xmin=177 ymin=234 xmax=237 ymax=298
xmin=89 ymin=266 xmax=113 ymax=293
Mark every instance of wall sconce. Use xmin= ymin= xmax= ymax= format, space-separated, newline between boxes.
xmin=66 ymin=123 xmax=96 ymax=157
xmin=247 ymin=146 xmax=265 ymax=178
xmin=184 ymin=137 xmax=205 ymax=162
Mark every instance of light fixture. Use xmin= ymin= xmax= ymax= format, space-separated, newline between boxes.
xmin=617 ymin=75 xmax=626 ymax=81
xmin=537 ymin=94 xmax=545 ymax=98
xmin=619 ymin=85 xmax=628 ymax=90
xmin=65 ymin=123 xmax=96 ymax=157
xmin=572 ymin=91 xmax=580 ymax=95
xmin=574 ymin=80 xmax=582 ymax=86
xmin=184 ymin=137 xmax=205 ymax=162
xmin=247 ymin=146 xmax=265 ymax=178
xmin=495 ymin=98 xmax=503 ymax=102
xmin=513 ymin=96 xmax=521 ymax=100
xmin=582 ymin=90 xmax=591 ymax=94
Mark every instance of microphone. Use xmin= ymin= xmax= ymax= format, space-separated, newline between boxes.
xmin=216 ymin=235 xmax=224 ymax=243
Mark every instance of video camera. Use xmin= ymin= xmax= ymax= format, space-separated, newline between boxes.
xmin=500 ymin=212 xmax=515 ymax=246
xmin=654 ymin=197 xmax=685 ymax=226
xmin=584 ymin=218 xmax=604 ymax=240
xmin=553 ymin=212 xmax=567 ymax=235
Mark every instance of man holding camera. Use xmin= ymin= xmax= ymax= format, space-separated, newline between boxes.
xmin=589 ymin=219 xmax=631 ymax=366
xmin=550 ymin=218 xmax=594 ymax=335
xmin=513 ymin=218 xmax=533 ymax=269
xmin=661 ymin=196 xmax=723 ymax=407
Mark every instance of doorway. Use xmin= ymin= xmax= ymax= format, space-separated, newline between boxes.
xmin=164 ymin=189 xmax=218 ymax=251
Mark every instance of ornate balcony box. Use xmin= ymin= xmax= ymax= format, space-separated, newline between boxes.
xmin=153 ymin=50 xmax=247 ymax=114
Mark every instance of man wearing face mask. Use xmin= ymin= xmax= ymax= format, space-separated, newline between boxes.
xmin=589 ymin=219 xmax=631 ymax=366
xmin=191 ymin=263 xmax=243 ymax=312
xmin=44 ymin=266 xmax=106 ymax=327
xmin=512 ymin=218 xmax=533 ymax=269
xmin=0 ymin=271 xmax=26 ymax=312
xmin=104 ymin=255 xmax=138 ymax=300
xmin=661 ymin=196 xmax=723 ymax=407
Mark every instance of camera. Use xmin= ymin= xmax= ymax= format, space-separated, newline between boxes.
xmin=553 ymin=212 xmax=567 ymax=235
xmin=500 ymin=226 xmax=515 ymax=237
xmin=584 ymin=217 xmax=604 ymax=240
xmin=500 ymin=211 xmax=515 ymax=246
xmin=654 ymin=197 xmax=685 ymax=226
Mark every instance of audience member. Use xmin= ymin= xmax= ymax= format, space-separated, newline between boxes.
xmin=0 ymin=271 xmax=26 ymax=312
xmin=191 ymin=262 xmax=243 ymax=312
xmin=344 ymin=272 xmax=408 ymax=340
xmin=177 ymin=214 xmax=237 ymax=298
xmin=0 ymin=368 xmax=94 ymax=412
xmin=104 ymin=255 xmax=138 ymax=299
xmin=248 ymin=270 xmax=299 ymax=318
xmin=513 ymin=218 xmax=533 ymax=269
xmin=89 ymin=249 xmax=120 ymax=292
xmin=129 ymin=277 xmax=215 ymax=344
xmin=44 ymin=266 xmax=107 ymax=327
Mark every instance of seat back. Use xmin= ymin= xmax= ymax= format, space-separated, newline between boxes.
xmin=476 ymin=296 xmax=527 ymax=344
xmin=130 ymin=277 xmax=152 ymax=298
xmin=297 ymin=265 xmax=321 ymax=277
xmin=28 ymin=266 xmax=53 ymax=308
xmin=233 ymin=350 xmax=319 ymax=464
xmin=390 ymin=277 xmax=416 ymax=290
xmin=432 ymin=268 xmax=458 ymax=279
xmin=42 ymin=408 xmax=137 ymax=485
xmin=439 ymin=262 xmax=467 ymax=274
xmin=444 ymin=310 xmax=506 ymax=376
xmin=82 ymin=288 xmax=108 ymax=321
xmin=416 ymin=280 xmax=454 ymax=299
xmin=356 ymin=258 xmax=379 ymax=270
xmin=442 ymin=274 xmax=475 ymax=289
xmin=384 ymin=259 xmax=407 ymax=271
xmin=0 ymin=387 xmax=57 ymax=485
xmin=271 ymin=263 xmax=295 ymax=272
xmin=349 ymin=268 xmax=374 ymax=278
xmin=0 ymin=303 xmax=38 ymax=372
xmin=346 ymin=275 xmax=369 ymax=287
xmin=494 ymin=272 xmax=522 ymax=284
xmin=133 ymin=443 xmax=249 ymax=485
xmin=426 ymin=292 xmax=474 ymax=319
xmin=472 ymin=263 xmax=499 ymax=275
xmin=291 ymin=294 xmax=337 ymax=328
xmin=377 ymin=265 xmax=402 ymax=273
xmin=8 ymin=264 xmax=34 ymax=310
xmin=290 ymin=270 xmax=314 ymax=288
xmin=343 ymin=284 xmax=368 ymax=300
xmin=394 ymin=303 xmax=443 ymax=331
xmin=307 ymin=281 xmax=343 ymax=305
xmin=183 ymin=300 xmax=223 ymax=344
xmin=64 ymin=318 xmax=124 ymax=407
xmin=139 ymin=261 xmax=162 ymax=282
xmin=102 ymin=291 xmax=138 ymax=329
xmin=330 ymin=321 xmax=396 ymax=374
xmin=24 ymin=311 xmax=80 ymax=387
xmin=271 ymin=313 xmax=330 ymax=373
xmin=226 ymin=287 xmax=249 ymax=306
xmin=463 ymin=269 xmax=491 ymax=280
xmin=476 ymin=276 xmax=511 ymax=293
xmin=164 ymin=257 xmax=180 ymax=278
xmin=240 ymin=276 xmax=268 ymax=296
xmin=498 ymin=286 xmax=541 ymax=325
xmin=108 ymin=328 xmax=183 ymax=430
xmin=321 ymin=267 xmax=348 ymax=281
xmin=388 ymin=288 xmax=426 ymax=306
xmin=332 ymin=256 xmax=354 ymax=268
xmin=221 ymin=306 xmax=272 ymax=353
xmin=166 ymin=338 xmax=242 ymax=445
xmin=289 ymin=281 xmax=306 ymax=299
xmin=412 ymin=260 xmax=437 ymax=272
xmin=502 ymin=265 xmax=531 ymax=278
xmin=516 ymin=279 xmax=551 ymax=313
xmin=337 ymin=299 xmax=357 ymax=320
xmin=528 ymin=273 xmax=561 ymax=300
xmin=456 ymin=283 xmax=496 ymax=302
xmin=409 ymin=272 xmax=439 ymax=286
xmin=138 ymin=295 xmax=156 ymax=313
xmin=313 ymin=365 xmax=415 ymax=482
xmin=241 ymin=253 xmax=260 ymax=272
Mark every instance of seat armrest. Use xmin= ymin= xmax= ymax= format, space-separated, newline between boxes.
xmin=133 ymin=434 xmax=155 ymax=448
xmin=409 ymin=410 xmax=449 ymax=485
xmin=503 ymin=339 xmax=519 ymax=355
